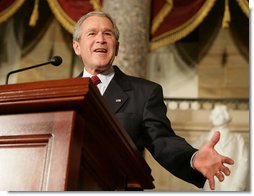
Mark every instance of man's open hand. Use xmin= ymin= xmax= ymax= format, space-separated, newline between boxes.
xmin=192 ymin=131 xmax=234 ymax=190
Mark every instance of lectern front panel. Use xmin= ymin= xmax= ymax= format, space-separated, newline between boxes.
xmin=0 ymin=111 xmax=78 ymax=191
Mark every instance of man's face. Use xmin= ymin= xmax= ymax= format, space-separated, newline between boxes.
xmin=73 ymin=16 xmax=119 ymax=74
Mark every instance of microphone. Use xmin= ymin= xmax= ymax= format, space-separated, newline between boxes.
xmin=5 ymin=56 xmax=63 ymax=84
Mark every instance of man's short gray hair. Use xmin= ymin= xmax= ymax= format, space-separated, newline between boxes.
xmin=73 ymin=11 xmax=120 ymax=42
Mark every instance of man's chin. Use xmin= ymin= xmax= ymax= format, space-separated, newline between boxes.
xmin=95 ymin=64 xmax=112 ymax=72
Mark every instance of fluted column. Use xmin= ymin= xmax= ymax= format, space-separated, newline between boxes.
xmin=103 ymin=0 xmax=151 ymax=78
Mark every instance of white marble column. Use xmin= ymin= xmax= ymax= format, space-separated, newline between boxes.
xmin=103 ymin=0 xmax=151 ymax=78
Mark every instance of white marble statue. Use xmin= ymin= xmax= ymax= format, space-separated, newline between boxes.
xmin=193 ymin=105 xmax=248 ymax=191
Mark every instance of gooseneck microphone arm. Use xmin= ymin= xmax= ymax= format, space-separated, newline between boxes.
xmin=5 ymin=62 xmax=51 ymax=85
xmin=5 ymin=56 xmax=62 ymax=85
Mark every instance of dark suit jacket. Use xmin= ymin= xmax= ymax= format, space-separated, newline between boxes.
xmin=80 ymin=65 xmax=206 ymax=188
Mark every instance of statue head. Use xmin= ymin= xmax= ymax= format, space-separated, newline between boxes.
xmin=209 ymin=105 xmax=232 ymax=127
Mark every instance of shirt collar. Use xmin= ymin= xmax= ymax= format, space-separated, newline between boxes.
xmin=82 ymin=66 xmax=115 ymax=87
xmin=82 ymin=67 xmax=114 ymax=77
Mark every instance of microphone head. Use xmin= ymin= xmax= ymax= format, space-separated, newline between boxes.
xmin=50 ymin=56 xmax=62 ymax=66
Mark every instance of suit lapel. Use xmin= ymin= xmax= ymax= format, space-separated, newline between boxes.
xmin=78 ymin=66 xmax=131 ymax=113
xmin=103 ymin=66 xmax=131 ymax=113
xmin=103 ymin=80 xmax=128 ymax=113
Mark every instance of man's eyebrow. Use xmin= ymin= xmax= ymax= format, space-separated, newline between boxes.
xmin=102 ymin=28 xmax=114 ymax=32
xmin=85 ymin=28 xmax=96 ymax=32
xmin=85 ymin=28 xmax=113 ymax=32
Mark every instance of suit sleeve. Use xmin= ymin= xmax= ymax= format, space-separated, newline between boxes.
xmin=142 ymin=84 xmax=206 ymax=188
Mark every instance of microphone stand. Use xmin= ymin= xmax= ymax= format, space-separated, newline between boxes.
xmin=5 ymin=62 xmax=51 ymax=85
xmin=5 ymin=56 xmax=62 ymax=85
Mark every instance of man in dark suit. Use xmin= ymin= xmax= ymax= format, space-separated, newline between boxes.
xmin=73 ymin=11 xmax=234 ymax=190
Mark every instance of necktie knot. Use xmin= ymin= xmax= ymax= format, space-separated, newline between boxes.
xmin=91 ymin=75 xmax=101 ymax=86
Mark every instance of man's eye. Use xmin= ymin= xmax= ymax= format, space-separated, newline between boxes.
xmin=88 ymin=32 xmax=95 ymax=36
xmin=104 ymin=32 xmax=113 ymax=36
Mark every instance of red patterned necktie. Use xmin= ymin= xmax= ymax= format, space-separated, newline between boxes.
xmin=91 ymin=75 xmax=101 ymax=86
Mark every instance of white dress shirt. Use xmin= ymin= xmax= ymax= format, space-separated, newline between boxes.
xmin=82 ymin=67 xmax=115 ymax=95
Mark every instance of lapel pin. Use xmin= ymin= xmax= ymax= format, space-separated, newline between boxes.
xmin=115 ymin=99 xmax=122 ymax=103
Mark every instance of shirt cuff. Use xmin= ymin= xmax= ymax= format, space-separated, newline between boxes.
xmin=190 ymin=151 xmax=198 ymax=170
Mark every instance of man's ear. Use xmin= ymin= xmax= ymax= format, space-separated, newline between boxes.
xmin=73 ymin=41 xmax=81 ymax=55
xmin=115 ymin=41 xmax=119 ymax=56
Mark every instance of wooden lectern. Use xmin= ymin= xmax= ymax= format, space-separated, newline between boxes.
xmin=0 ymin=78 xmax=154 ymax=191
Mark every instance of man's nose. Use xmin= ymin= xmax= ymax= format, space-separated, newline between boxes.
xmin=96 ymin=33 xmax=106 ymax=43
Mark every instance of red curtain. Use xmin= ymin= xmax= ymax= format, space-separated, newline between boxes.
xmin=152 ymin=0 xmax=208 ymax=38
xmin=0 ymin=0 xmax=249 ymax=50
xmin=57 ymin=0 xmax=95 ymax=21
xmin=47 ymin=0 xmax=103 ymax=33
xmin=0 ymin=0 xmax=15 ymax=11
xmin=150 ymin=0 xmax=217 ymax=50
xmin=0 ymin=0 xmax=25 ymax=23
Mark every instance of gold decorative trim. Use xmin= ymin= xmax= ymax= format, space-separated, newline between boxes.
xmin=47 ymin=0 xmax=102 ymax=34
xmin=0 ymin=0 xmax=25 ymax=23
xmin=222 ymin=0 xmax=231 ymax=28
xmin=151 ymin=0 xmax=174 ymax=34
xmin=150 ymin=0 xmax=216 ymax=51
xmin=29 ymin=0 xmax=39 ymax=26
xmin=89 ymin=0 xmax=102 ymax=11
xmin=47 ymin=0 xmax=76 ymax=34
xmin=236 ymin=0 xmax=249 ymax=17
